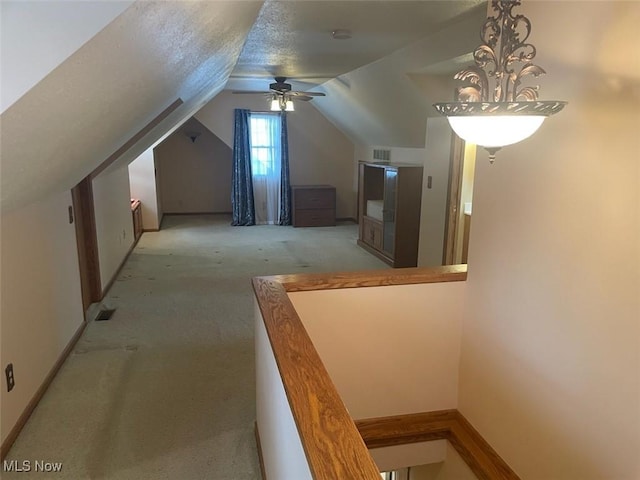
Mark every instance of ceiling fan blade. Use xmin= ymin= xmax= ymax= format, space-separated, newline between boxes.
xmin=290 ymin=91 xmax=326 ymax=97
xmin=231 ymin=90 xmax=271 ymax=95
xmin=294 ymin=95 xmax=313 ymax=102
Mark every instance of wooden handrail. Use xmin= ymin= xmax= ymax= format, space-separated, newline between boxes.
xmin=253 ymin=277 xmax=381 ymax=479
xmin=356 ymin=410 xmax=456 ymax=448
xmin=266 ymin=264 xmax=467 ymax=292
xmin=253 ymin=265 xmax=468 ymax=479
xmin=355 ymin=410 xmax=520 ymax=480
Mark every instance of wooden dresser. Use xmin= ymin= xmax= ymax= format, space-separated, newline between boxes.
xmin=291 ymin=185 xmax=336 ymax=227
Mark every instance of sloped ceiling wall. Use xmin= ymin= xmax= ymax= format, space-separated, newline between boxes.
xmin=0 ymin=0 xmax=134 ymax=112
xmin=0 ymin=0 xmax=264 ymax=212
xmin=311 ymin=6 xmax=486 ymax=148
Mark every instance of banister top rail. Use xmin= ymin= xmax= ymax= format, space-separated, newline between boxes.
xmin=253 ymin=265 xmax=467 ymax=480
xmin=267 ymin=264 xmax=467 ymax=292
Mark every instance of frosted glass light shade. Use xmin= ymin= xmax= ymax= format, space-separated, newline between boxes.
xmin=270 ymin=99 xmax=280 ymax=111
xmin=447 ymin=115 xmax=545 ymax=148
xmin=285 ymin=99 xmax=295 ymax=111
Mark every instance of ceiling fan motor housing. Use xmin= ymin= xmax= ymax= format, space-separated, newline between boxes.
xmin=270 ymin=77 xmax=292 ymax=92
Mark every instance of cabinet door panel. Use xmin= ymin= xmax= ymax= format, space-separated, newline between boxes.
xmin=383 ymin=169 xmax=397 ymax=256
xmin=363 ymin=216 xmax=383 ymax=250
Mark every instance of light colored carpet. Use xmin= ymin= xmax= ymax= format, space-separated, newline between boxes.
xmin=4 ymin=215 xmax=388 ymax=479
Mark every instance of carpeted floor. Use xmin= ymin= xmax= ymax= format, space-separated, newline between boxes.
xmin=4 ymin=214 xmax=388 ymax=479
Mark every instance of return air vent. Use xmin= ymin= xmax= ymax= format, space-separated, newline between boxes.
xmin=95 ymin=309 xmax=116 ymax=321
xmin=373 ymin=149 xmax=391 ymax=162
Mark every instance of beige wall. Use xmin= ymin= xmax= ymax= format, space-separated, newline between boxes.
xmin=289 ymin=281 xmax=465 ymax=471
xmin=419 ymin=118 xmax=453 ymax=267
xmin=0 ymin=191 xmax=84 ymax=443
xmin=195 ymin=91 xmax=356 ymax=218
xmin=155 ymin=126 xmax=232 ymax=214
xmin=92 ymin=166 xmax=134 ymax=291
xmin=457 ymin=3 xmax=640 ymax=478
xmin=128 ymin=147 xmax=161 ymax=230
xmin=407 ymin=444 xmax=476 ymax=480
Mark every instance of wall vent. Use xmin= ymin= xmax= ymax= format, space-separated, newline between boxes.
xmin=95 ymin=309 xmax=116 ymax=321
xmin=373 ymin=149 xmax=391 ymax=162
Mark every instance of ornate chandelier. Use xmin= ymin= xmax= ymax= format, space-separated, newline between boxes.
xmin=434 ymin=0 xmax=566 ymax=162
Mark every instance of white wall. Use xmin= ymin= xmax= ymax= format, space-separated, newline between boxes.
xmin=195 ymin=91 xmax=357 ymax=218
xmin=128 ymin=147 xmax=160 ymax=230
xmin=457 ymin=2 xmax=640 ymax=478
xmin=419 ymin=118 xmax=453 ymax=267
xmin=289 ymin=281 xmax=465 ymax=471
xmin=155 ymin=126 xmax=232 ymax=214
xmin=92 ymin=167 xmax=134 ymax=292
xmin=0 ymin=190 xmax=84 ymax=443
xmin=407 ymin=444 xmax=476 ymax=480
xmin=255 ymin=305 xmax=313 ymax=480
xmin=0 ymin=0 xmax=133 ymax=112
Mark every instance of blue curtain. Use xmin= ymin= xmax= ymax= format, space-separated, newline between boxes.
xmin=231 ymin=109 xmax=255 ymax=226
xmin=278 ymin=112 xmax=292 ymax=225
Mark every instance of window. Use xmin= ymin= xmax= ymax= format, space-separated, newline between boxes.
xmin=249 ymin=113 xmax=280 ymax=176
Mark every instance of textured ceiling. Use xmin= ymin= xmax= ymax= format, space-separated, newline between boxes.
xmin=227 ymin=0 xmax=485 ymax=91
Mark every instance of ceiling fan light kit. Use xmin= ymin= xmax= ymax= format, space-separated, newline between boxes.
xmin=433 ymin=0 xmax=566 ymax=162
xmin=270 ymin=95 xmax=295 ymax=112
xmin=233 ymin=76 xmax=326 ymax=112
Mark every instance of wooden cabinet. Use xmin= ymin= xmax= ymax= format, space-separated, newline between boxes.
xmin=131 ymin=199 xmax=142 ymax=242
xmin=292 ymin=185 xmax=336 ymax=227
xmin=362 ymin=216 xmax=383 ymax=250
xmin=357 ymin=162 xmax=423 ymax=267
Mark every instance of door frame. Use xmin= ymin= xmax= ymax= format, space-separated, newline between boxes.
xmin=71 ymin=176 xmax=101 ymax=313
xmin=443 ymin=134 xmax=465 ymax=265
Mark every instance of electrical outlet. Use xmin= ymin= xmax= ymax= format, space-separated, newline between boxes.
xmin=5 ymin=363 xmax=15 ymax=392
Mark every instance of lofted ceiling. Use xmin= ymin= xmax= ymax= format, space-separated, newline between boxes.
xmin=1 ymin=0 xmax=487 ymax=212
xmin=2 ymin=0 xmax=637 ymax=213
xmin=227 ymin=0 xmax=485 ymax=92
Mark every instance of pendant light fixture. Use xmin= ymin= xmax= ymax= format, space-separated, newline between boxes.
xmin=433 ymin=0 xmax=566 ymax=162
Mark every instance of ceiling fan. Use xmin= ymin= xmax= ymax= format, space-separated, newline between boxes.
xmin=232 ymin=77 xmax=326 ymax=111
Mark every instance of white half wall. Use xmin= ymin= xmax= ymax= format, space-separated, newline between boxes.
xmin=0 ymin=190 xmax=84 ymax=443
xmin=255 ymin=304 xmax=313 ymax=480
xmin=128 ymin=147 xmax=160 ymax=230
xmin=92 ymin=167 xmax=134 ymax=292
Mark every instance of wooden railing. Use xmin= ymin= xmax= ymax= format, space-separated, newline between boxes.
xmin=253 ymin=264 xmax=516 ymax=480
xmin=356 ymin=410 xmax=520 ymax=480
